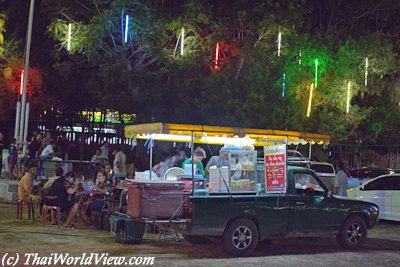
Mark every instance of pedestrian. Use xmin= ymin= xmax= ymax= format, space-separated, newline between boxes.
xmin=112 ymin=146 xmax=126 ymax=184
xmin=7 ymin=138 xmax=18 ymax=179
xmin=335 ymin=162 xmax=348 ymax=196
xmin=0 ymin=132 xmax=4 ymax=177
xmin=100 ymin=141 xmax=109 ymax=163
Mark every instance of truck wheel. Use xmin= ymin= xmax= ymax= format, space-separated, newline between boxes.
xmin=223 ymin=218 xmax=259 ymax=257
xmin=336 ymin=215 xmax=367 ymax=250
xmin=184 ymin=235 xmax=208 ymax=244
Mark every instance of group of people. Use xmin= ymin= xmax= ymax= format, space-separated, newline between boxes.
xmin=18 ymin=164 xmax=113 ymax=228
xmin=0 ymin=130 xmax=68 ymax=179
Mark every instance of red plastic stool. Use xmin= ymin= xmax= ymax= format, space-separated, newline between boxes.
xmin=42 ymin=205 xmax=61 ymax=227
xmin=16 ymin=200 xmax=35 ymax=220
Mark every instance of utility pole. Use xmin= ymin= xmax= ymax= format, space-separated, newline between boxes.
xmin=16 ymin=0 xmax=35 ymax=154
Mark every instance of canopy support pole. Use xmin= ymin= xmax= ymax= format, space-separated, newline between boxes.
xmin=191 ymin=131 xmax=194 ymax=196
xmin=309 ymin=143 xmax=312 ymax=159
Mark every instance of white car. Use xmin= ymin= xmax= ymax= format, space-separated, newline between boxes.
xmin=347 ymin=174 xmax=400 ymax=221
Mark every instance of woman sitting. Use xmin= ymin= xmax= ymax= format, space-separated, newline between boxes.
xmin=44 ymin=172 xmax=78 ymax=228
xmin=87 ymin=170 xmax=112 ymax=227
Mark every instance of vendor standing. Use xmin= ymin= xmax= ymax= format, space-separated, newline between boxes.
xmin=205 ymin=150 xmax=229 ymax=173
xmin=181 ymin=147 xmax=206 ymax=176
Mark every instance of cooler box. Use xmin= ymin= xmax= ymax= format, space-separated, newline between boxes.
xmin=127 ymin=179 xmax=185 ymax=219
xmin=177 ymin=174 xmax=205 ymax=192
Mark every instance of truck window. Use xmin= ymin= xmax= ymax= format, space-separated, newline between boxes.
xmin=293 ymin=173 xmax=324 ymax=195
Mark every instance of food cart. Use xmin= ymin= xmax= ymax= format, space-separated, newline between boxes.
xmin=109 ymin=122 xmax=330 ymax=243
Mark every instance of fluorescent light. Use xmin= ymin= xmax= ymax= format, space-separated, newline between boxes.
xmin=180 ymin=28 xmax=184 ymax=56
xmin=124 ymin=15 xmax=129 ymax=43
xmin=67 ymin=23 xmax=72 ymax=51
xmin=347 ymin=81 xmax=351 ymax=113
xmin=307 ymin=83 xmax=314 ymax=117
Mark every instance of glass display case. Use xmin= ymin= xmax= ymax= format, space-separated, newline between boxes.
xmin=226 ymin=149 xmax=257 ymax=193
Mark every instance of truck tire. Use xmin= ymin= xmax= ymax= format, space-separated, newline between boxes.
xmin=184 ymin=235 xmax=208 ymax=244
xmin=336 ymin=215 xmax=367 ymax=250
xmin=222 ymin=218 xmax=259 ymax=257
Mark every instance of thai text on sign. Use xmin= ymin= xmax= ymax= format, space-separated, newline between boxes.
xmin=264 ymin=144 xmax=287 ymax=193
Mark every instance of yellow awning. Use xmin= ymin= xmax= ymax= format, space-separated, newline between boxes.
xmin=124 ymin=122 xmax=330 ymax=146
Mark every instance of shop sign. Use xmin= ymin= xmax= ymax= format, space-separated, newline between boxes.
xmin=264 ymin=144 xmax=287 ymax=193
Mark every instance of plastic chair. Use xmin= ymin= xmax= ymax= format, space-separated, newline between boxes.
xmin=16 ymin=200 xmax=35 ymax=220
xmin=42 ymin=205 xmax=61 ymax=227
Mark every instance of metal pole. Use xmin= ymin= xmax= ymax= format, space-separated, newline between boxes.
xmin=19 ymin=0 xmax=35 ymax=153
xmin=191 ymin=131 xmax=194 ymax=195
xmin=149 ymin=140 xmax=153 ymax=180
xmin=23 ymin=103 xmax=30 ymax=154
xmin=309 ymin=142 xmax=312 ymax=159
xmin=14 ymin=101 xmax=21 ymax=139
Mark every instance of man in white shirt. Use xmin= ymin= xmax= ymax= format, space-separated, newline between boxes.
xmin=335 ymin=162 xmax=348 ymax=196
xmin=112 ymin=147 xmax=126 ymax=180
xmin=40 ymin=139 xmax=54 ymax=159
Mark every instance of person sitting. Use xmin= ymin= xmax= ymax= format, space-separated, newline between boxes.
xmin=40 ymin=139 xmax=55 ymax=159
xmin=91 ymin=149 xmax=103 ymax=163
xmin=44 ymin=172 xmax=78 ymax=228
xmin=87 ymin=170 xmax=112 ymax=227
xmin=43 ymin=167 xmax=64 ymax=191
xmin=181 ymin=147 xmax=207 ymax=176
xmin=18 ymin=164 xmax=37 ymax=202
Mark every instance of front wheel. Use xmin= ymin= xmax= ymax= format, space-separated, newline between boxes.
xmin=222 ymin=218 xmax=259 ymax=257
xmin=336 ymin=215 xmax=367 ymax=250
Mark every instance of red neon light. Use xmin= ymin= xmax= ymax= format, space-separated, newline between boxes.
xmin=20 ymin=69 xmax=24 ymax=95
xmin=214 ymin=43 xmax=220 ymax=71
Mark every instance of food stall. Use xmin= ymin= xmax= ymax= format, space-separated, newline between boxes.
xmin=109 ymin=122 xmax=330 ymax=244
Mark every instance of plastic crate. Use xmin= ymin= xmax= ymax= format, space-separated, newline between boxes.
xmin=109 ymin=214 xmax=145 ymax=244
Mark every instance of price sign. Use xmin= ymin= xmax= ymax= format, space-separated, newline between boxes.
xmin=264 ymin=144 xmax=287 ymax=193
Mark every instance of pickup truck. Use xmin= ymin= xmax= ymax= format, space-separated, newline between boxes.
xmin=185 ymin=166 xmax=379 ymax=257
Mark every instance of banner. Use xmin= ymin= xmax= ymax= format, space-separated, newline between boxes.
xmin=264 ymin=144 xmax=287 ymax=193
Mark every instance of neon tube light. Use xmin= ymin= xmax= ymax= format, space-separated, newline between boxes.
xmin=314 ymin=58 xmax=318 ymax=88
xmin=306 ymin=83 xmax=314 ymax=117
xmin=67 ymin=23 xmax=72 ymax=51
xmin=347 ymin=81 xmax=351 ymax=113
xmin=282 ymin=73 xmax=286 ymax=97
xmin=214 ymin=43 xmax=220 ymax=71
xmin=299 ymin=50 xmax=302 ymax=64
xmin=180 ymin=28 xmax=184 ymax=56
xmin=124 ymin=15 xmax=129 ymax=43
xmin=20 ymin=69 xmax=24 ymax=95
xmin=277 ymin=32 xmax=281 ymax=57
xmin=365 ymin=57 xmax=368 ymax=86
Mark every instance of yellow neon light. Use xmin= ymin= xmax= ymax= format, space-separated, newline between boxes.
xmin=347 ymin=81 xmax=351 ymax=113
xmin=306 ymin=83 xmax=314 ymax=117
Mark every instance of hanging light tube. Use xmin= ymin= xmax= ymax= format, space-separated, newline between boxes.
xmin=347 ymin=81 xmax=351 ymax=113
xmin=277 ymin=32 xmax=281 ymax=57
xmin=214 ymin=42 xmax=220 ymax=70
xmin=124 ymin=15 xmax=129 ymax=43
xmin=180 ymin=28 xmax=184 ymax=56
xmin=314 ymin=58 xmax=318 ymax=88
xmin=306 ymin=83 xmax=314 ymax=117
xmin=67 ymin=23 xmax=72 ymax=51
xmin=299 ymin=50 xmax=302 ymax=65
xmin=282 ymin=73 xmax=286 ymax=97
xmin=20 ymin=69 xmax=24 ymax=95
xmin=365 ymin=57 xmax=368 ymax=86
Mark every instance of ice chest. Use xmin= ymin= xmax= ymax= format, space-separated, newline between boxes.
xmin=127 ymin=179 xmax=185 ymax=219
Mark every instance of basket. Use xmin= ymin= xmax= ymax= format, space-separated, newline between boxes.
xmin=109 ymin=214 xmax=145 ymax=244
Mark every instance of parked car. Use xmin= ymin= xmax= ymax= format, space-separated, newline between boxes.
xmin=348 ymin=167 xmax=390 ymax=189
xmin=347 ymin=174 xmax=400 ymax=221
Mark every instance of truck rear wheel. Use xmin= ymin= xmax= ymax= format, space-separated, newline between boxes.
xmin=222 ymin=218 xmax=259 ymax=257
xmin=336 ymin=215 xmax=367 ymax=250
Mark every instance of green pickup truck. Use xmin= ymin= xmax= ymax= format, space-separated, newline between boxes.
xmin=185 ymin=166 xmax=379 ymax=257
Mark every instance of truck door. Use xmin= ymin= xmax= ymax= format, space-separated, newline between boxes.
xmin=290 ymin=171 xmax=339 ymax=233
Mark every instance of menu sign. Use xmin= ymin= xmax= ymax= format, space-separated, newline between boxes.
xmin=264 ymin=144 xmax=287 ymax=193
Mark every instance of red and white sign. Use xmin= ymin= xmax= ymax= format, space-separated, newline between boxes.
xmin=264 ymin=144 xmax=287 ymax=193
